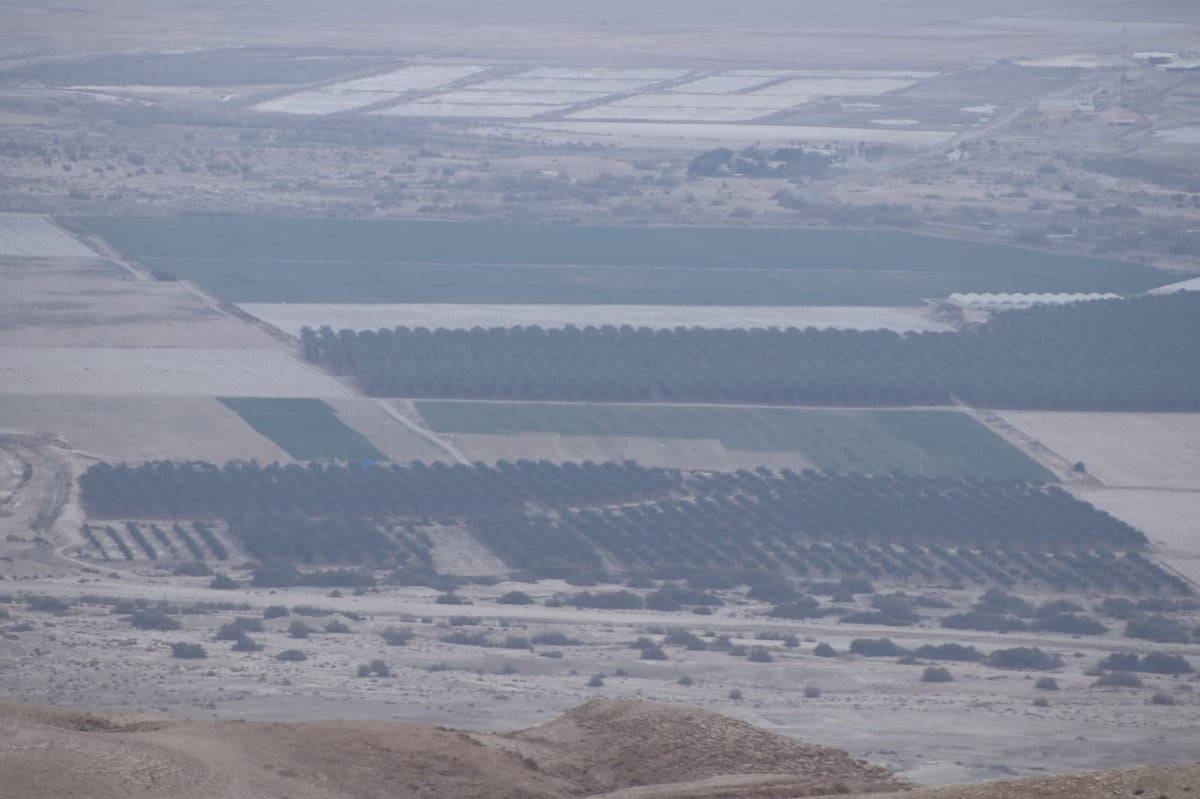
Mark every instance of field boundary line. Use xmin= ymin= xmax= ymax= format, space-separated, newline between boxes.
xmin=376 ymin=400 xmax=470 ymax=465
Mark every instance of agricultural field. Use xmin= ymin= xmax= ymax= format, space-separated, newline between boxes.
xmin=0 ymin=396 xmax=289 ymax=462
xmin=239 ymin=303 xmax=954 ymax=335
xmin=0 ymin=346 xmax=355 ymax=398
xmin=415 ymin=403 xmax=1056 ymax=481
xmin=217 ymin=398 xmax=387 ymax=462
xmin=0 ymin=214 xmax=97 ymax=258
xmin=996 ymin=412 xmax=1200 ymax=489
xmin=69 ymin=216 xmax=1167 ymax=307
xmin=254 ymin=63 xmax=487 ymax=115
xmin=0 ymin=258 xmax=279 ymax=348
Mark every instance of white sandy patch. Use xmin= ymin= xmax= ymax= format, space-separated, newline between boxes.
xmin=576 ymin=93 xmax=801 ymax=110
xmin=997 ymin=411 xmax=1200 ymax=489
xmin=422 ymin=89 xmax=607 ymax=105
xmin=0 ymin=395 xmax=291 ymax=462
xmin=870 ymin=118 xmax=921 ymax=126
xmin=237 ymin=303 xmax=955 ymax=335
xmin=1147 ymin=276 xmax=1200 ymax=294
xmin=517 ymin=67 xmax=688 ymax=81
xmin=1014 ymin=54 xmax=1120 ymax=68
xmin=0 ymin=214 xmax=96 ymax=257
xmin=569 ymin=106 xmax=787 ymax=123
xmin=667 ymin=75 xmax=778 ymax=94
xmin=0 ymin=346 xmax=355 ymax=398
xmin=377 ymin=102 xmax=567 ymax=118
xmin=515 ymin=121 xmax=955 ymax=147
xmin=1154 ymin=126 xmax=1200 ymax=145
xmin=254 ymin=90 xmax=390 ymax=115
xmin=1075 ymin=488 xmax=1200 ymax=555
xmin=326 ymin=64 xmax=486 ymax=93
xmin=750 ymin=77 xmax=922 ymax=96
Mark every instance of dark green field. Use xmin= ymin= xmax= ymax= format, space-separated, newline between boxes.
xmin=415 ymin=402 xmax=1056 ymax=481
xmin=68 ymin=216 xmax=1167 ymax=306
xmin=219 ymin=398 xmax=386 ymax=462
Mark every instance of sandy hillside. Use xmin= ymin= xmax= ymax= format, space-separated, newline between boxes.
xmin=0 ymin=698 xmax=907 ymax=799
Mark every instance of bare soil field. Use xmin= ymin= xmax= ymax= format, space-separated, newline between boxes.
xmin=0 ymin=345 xmax=356 ymax=398
xmin=240 ymin=302 xmax=956 ymax=335
xmin=0 ymin=213 xmax=97 ymax=257
xmin=323 ymin=398 xmax=459 ymax=463
xmin=0 ymin=258 xmax=280 ymax=348
xmin=0 ymin=396 xmax=289 ymax=462
xmin=996 ymin=411 xmax=1200 ymax=489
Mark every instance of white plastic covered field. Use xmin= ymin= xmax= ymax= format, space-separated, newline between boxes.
xmin=0 ymin=214 xmax=97 ymax=257
xmin=237 ymin=303 xmax=955 ymax=335
xmin=997 ymin=411 xmax=1200 ymax=489
xmin=1076 ymin=489 xmax=1200 ymax=555
xmin=0 ymin=346 xmax=355 ymax=398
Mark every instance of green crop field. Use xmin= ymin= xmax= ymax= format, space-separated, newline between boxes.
xmin=416 ymin=402 xmax=1057 ymax=481
xmin=219 ymin=397 xmax=386 ymax=462
xmin=67 ymin=216 xmax=1166 ymax=306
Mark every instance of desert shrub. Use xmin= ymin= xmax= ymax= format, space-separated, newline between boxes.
xmin=974 ymin=589 xmax=1035 ymax=617
xmin=1139 ymin=651 xmax=1194 ymax=674
xmin=1093 ymin=671 xmax=1144 ymax=688
xmin=987 ymin=647 xmax=1063 ymax=671
xmin=850 ymin=638 xmax=907 ymax=658
xmin=231 ymin=636 xmax=263 ymax=652
xmin=381 ymin=627 xmax=412 ymax=646
xmin=502 ymin=636 xmax=531 ymax=649
xmin=567 ymin=590 xmax=643 ymax=610
xmin=170 ymin=642 xmax=206 ymax=659
xmin=263 ymin=605 xmax=290 ymax=619
xmin=324 ymin=619 xmax=352 ymax=634
xmin=496 ymin=590 xmax=534 ymax=605
xmin=434 ymin=593 xmax=465 ymax=605
xmin=292 ymin=605 xmax=330 ymax=617
xmin=677 ymin=675 xmax=695 ymax=686
xmin=1032 ymin=614 xmax=1107 ymax=636
xmin=588 ymin=673 xmax=605 ymax=687
xmin=1032 ymin=697 xmax=1050 ymax=707
xmin=913 ymin=643 xmax=983 ymax=662
xmin=369 ymin=659 xmax=390 ymax=677
xmin=287 ymin=620 xmax=315 ymax=638
xmin=768 ymin=596 xmax=822 ymax=619
xmin=804 ymin=685 xmax=822 ymax=698
xmin=1125 ymin=615 xmax=1191 ymax=644
xmin=357 ymin=663 xmax=372 ymax=677
xmin=209 ymin=574 xmax=239 ymax=590
xmin=1150 ymin=692 xmax=1177 ymax=706
xmin=128 ymin=610 xmax=181 ymax=631
xmin=26 ymin=596 xmax=70 ymax=613
xmin=813 ymin=642 xmax=837 ymax=658
xmin=747 ymin=578 xmax=800 ymax=603
xmin=1035 ymin=677 xmax=1060 ymax=691
xmin=531 ymin=630 xmax=581 ymax=646
xmin=640 ymin=645 xmax=668 ymax=661
xmin=869 ymin=593 xmax=920 ymax=624
xmin=783 ymin=635 xmax=800 ymax=648
xmin=276 ymin=649 xmax=308 ymax=662
xmin=941 ymin=611 xmax=1028 ymax=633
xmin=441 ymin=630 xmax=490 ymax=646
xmin=1098 ymin=597 xmax=1138 ymax=619
xmin=173 ymin=562 xmax=212 ymax=577
xmin=747 ymin=646 xmax=774 ymax=663
xmin=922 ymin=666 xmax=954 ymax=683
xmin=664 ymin=629 xmax=707 ymax=650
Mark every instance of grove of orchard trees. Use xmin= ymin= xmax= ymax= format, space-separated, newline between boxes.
xmin=300 ymin=292 xmax=1200 ymax=410
xmin=77 ymin=459 xmax=1189 ymax=594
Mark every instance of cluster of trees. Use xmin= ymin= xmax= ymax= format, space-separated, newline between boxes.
xmin=79 ymin=521 xmax=228 ymax=562
xmin=470 ymin=470 xmax=1163 ymax=588
xmin=300 ymin=293 xmax=1200 ymax=411
xmin=79 ymin=455 xmax=1188 ymax=594
xmin=81 ymin=459 xmax=677 ymax=521
xmin=687 ymin=146 xmax=838 ymax=179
